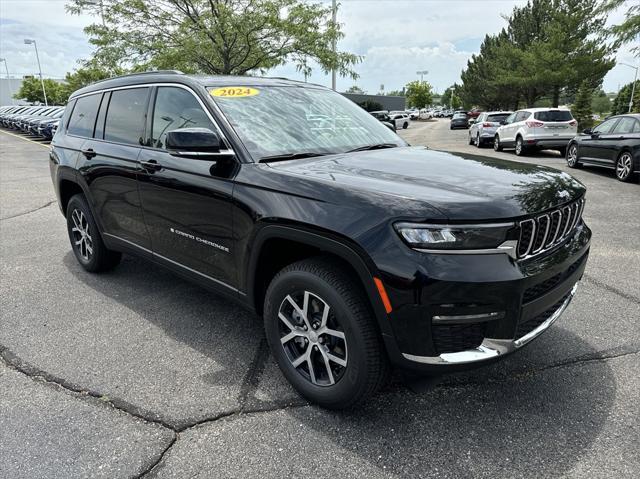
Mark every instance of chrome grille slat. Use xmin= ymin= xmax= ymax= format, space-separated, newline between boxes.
xmin=517 ymin=198 xmax=585 ymax=259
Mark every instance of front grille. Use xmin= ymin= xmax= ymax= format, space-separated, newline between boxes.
xmin=522 ymin=256 xmax=584 ymax=303
xmin=432 ymin=322 xmax=488 ymax=354
xmin=515 ymin=291 xmax=571 ymax=339
xmin=517 ymin=198 xmax=584 ymax=258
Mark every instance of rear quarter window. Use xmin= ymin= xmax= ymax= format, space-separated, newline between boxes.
xmin=67 ymin=94 xmax=102 ymax=138
xmin=534 ymin=110 xmax=573 ymax=122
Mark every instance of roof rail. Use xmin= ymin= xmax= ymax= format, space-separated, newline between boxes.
xmin=87 ymin=70 xmax=184 ymax=87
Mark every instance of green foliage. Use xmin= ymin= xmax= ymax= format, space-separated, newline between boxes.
xmin=600 ymin=0 xmax=640 ymax=56
xmin=573 ymin=81 xmax=594 ymax=129
xmin=405 ymin=80 xmax=433 ymax=108
xmin=13 ymin=78 xmax=68 ymax=105
xmin=612 ymin=81 xmax=640 ymax=114
xmin=345 ymin=85 xmax=366 ymax=94
xmin=67 ymin=0 xmax=361 ymax=79
xmin=460 ymin=0 xmax=615 ymax=110
xmin=591 ymin=90 xmax=611 ymax=115
xmin=385 ymin=89 xmax=405 ymax=97
xmin=357 ymin=100 xmax=384 ymax=112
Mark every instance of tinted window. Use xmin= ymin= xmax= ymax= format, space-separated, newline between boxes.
xmin=453 ymin=113 xmax=467 ymax=119
xmin=487 ymin=113 xmax=510 ymax=123
xmin=515 ymin=111 xmax=530 ymax=122
xmin=633 ymin=120 xmax=640 ymax=133
xmin=104 ymin=88 xmax=149 ymax=145
xmin=593 ymin=118 xmax=618 ymax=134
xmin=612 ymin=117 xmax=637 ymax=134
xmin=151 ymin=87 xmax=216 ymax=149
xmin=534 ymin=110 xmax=573 ymax=122
xmin=68 ymin=94 xmax=101 ymax=137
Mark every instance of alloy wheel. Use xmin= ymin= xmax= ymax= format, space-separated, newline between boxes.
xmin=70 ymin=209 xmax=93 ymax=261
xmin=515 ymin=138 xmax=523 ymax=155
xmin=494 ymin=136 xmax=500 ymax=151
xmin=278 ymin=290 xmax=347 ymax=386
xmin=568 ymin=145 xmax=578 ymax=166
xmin=616 ymin=153 xmax=633 ymax=180
xmin=476 ymin=133 xmax=481 ymax=147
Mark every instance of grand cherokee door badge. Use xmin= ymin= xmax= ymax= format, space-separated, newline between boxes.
xmin=169 ymin=227 xmax=230 ymax=253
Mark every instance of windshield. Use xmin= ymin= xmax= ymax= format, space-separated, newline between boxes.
xmin=210 ymin=85 xmax=404 ymax=160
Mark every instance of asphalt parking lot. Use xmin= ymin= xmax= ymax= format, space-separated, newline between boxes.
xmin=1 ymin=124 xmax=639 ymax=478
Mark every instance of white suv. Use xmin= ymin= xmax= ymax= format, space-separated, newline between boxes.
xmin=494 ymin=108 xmax=577 ymax=156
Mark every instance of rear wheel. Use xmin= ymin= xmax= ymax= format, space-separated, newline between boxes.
xmin=616 ymin=152 xmax=635 ymax=182
xmin=567 ymin=143 xmax=581 ymax=168
xmin=66 ymin=194 xmax=122 ymax=272
xmin=402 ymin=122 xmax=408 ymax=129
xmin=476 ymin=133 xmax=482 ymax=148
xmin=264 ymin=257 xmax=390 ymax=409
xmin=468 ymin=133 xmax=474 ymax=145
xmin=493 ymin=135 xmax=503 ymax=152
xmin=515 ymin=136 xmax=527 ymax=156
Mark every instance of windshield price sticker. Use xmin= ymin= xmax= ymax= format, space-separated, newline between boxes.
xmin=210 ymin=87 xmax=259 ymax=98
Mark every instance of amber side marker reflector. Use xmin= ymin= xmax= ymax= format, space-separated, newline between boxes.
xmin=373 ymin=277 xmax=393 ymax=314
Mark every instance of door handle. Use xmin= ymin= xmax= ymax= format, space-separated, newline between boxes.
xmin=81 ymin=148 xmax=97 ymax=159
xmin=140 ymin=160 xmax=162 ymax=172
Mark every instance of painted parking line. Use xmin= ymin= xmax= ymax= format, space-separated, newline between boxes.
xmin=0 ymin=129 xmax=51 ymax=150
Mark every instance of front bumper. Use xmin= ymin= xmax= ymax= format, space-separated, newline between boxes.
xmin=377 ymin=221 xmax=591 ymax=372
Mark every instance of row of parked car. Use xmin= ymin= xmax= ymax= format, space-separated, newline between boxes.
xmin=456 ymin=107 xmax=640 ymax=183
xmin=0 ymin=104 xmax=64 ymax=140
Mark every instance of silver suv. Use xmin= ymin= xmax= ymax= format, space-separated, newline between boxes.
xmin=494 ymin=108 xmax=577 ymax=156
xmin=468 ymin=111 xmax=512 ymax=147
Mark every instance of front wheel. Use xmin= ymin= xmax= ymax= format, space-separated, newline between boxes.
xmin=66 ymin=194 xmax=122 ymax=272
xmin=264 ymin=257 xmax=390 ymax=409
xmin=567 ymin=143 xmax=581 ymax=168
xmin=402 ymin=122 xmax=408 ymax=129
xmin=616 ymin=152 xmax=635 ymax=182
xmin=515 ymin=136 xmax=527 ymax=156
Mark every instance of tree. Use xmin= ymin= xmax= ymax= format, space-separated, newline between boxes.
xmin=67 ymin=0 xmax=361 ymax=79
xmin=405 ymin=80 xmax=433 ymax=108
xmin=572 ymin=81 xmax=594 ymax=130
xmin=600 ymin=0 xmax=640 ymax=56
xmin=612 ymin=81 xmax=640 ymax=114
xmin=385 ymin=89 xmax=405 ymax=97
xmin=345 ymin=85 xmax=365 ymax=94
xmin=13 ymin=78 xmax=68 ymax=105
xmin=57 ymin=66 xmax=119 ymax=102
xmin=591 ymin=90 xmax=611 ymax=116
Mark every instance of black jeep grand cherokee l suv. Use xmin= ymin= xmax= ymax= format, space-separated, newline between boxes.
xmin=50 ymin=71 xmax=590 ymax=408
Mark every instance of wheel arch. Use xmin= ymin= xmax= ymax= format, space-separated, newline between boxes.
xmin=245 ymin=225 xmax=394 ymax=341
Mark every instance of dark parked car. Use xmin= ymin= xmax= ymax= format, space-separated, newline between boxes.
xmin=369 ymin=110 xmax=396 ymax=131
xmin=38 ymin=118 xmax=60 ymax=140
xmin=50 ymin=72 xmax=590 ymax=408
xmin=566 ymin=114 xmax=640 ymax=182
xmin=450 ymin=112 xmax=469 ymax=129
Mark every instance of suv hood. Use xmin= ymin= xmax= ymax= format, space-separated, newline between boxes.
xmin=269 ymin=146 xmax=585 ymax=220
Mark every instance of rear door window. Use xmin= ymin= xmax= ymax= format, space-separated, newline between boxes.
xmin=593 ymin=118 xmax=618 ymax=134
xmin=611 ymin=117 xmax=637 ymax=134
xmin=534 ymin=110 xmax=573 ymax=122
xmin=67 ymin=93 xmax=102 ymax=138
xmin=104 ymin=87 xmax=150 ymax=145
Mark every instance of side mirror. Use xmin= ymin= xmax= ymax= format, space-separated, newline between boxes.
xmin=582 ymin=128 xmax=593 ymax=135
xmin=165 ymin=128 xmax=223 ymax=157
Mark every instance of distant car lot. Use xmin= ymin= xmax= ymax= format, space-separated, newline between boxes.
xmin=0 ymin=122 xmax=638 ymax=478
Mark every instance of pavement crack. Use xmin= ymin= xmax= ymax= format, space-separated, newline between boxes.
xmin=583 ymin=273 xmax=640 ymax=304
xmin=1 ymin=199 xmax=57 ymax=221
xmin=137 ymin=434 xmax=177 ymax=478
xmin=0 ymin=345 xmax=175 ymax=431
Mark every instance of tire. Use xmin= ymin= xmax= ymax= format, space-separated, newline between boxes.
xmin=476 ymin=133 xmax=482 ymax=148
xmin=566 ymin=143 xmax=581 ymax=168
xmin=615 ymin=151 xmax=635 ymax=182
xmin=264 ymin=257 xmax=390 ymax=409
xmin=403 ymin=122 xmax=408 ymax=129
xmin=66 ymin=194 xmax=122 ymax=272
xmin=515 ymin=136 xmax=527 ymax=156
xmin=493 ymin=135 xmax=503 ymax=152
xmin=468 ymin=133 xmax=474 ymax=145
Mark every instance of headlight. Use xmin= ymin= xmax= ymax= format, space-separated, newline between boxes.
xmin=394 ymin=222 xmax=516 ymax=250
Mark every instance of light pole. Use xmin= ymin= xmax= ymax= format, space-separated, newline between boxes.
xmin=331 ymin=0 xmax=337 ymax=91
xmin=0 ymin=58 xmax=15 ymax=105
xmin=24 ymin=39 xmax=48 ymax=106
xmin=416 ymin=70 xmax=428 ymax=82
xmin=619 ymin=62 xmax=638 ymax=113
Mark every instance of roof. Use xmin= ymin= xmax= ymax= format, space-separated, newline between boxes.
xmin=69 ymin=70 xmax=327 ymax=99
xmin=520 ymin=107 xmax=571 ymax=112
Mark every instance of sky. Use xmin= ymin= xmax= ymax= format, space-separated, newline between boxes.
xmin=0 ymin=0 xmax=637 ymax=95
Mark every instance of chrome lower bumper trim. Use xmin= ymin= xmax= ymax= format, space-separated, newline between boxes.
xmin=402 ymin=283 xmax=578 ymax=365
